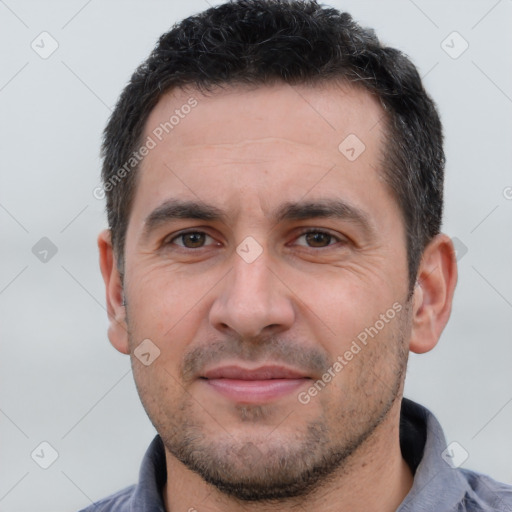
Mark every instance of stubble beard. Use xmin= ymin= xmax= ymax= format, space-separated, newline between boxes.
xmin=129 ymin=302 xmax=411 ymax=503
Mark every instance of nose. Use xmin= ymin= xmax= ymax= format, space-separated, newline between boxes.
xmin=209 ymin=251 xmax=295 ymax=340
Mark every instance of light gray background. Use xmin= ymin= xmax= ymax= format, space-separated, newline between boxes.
xmin=1 ymin=1 xmax=511 ymax=511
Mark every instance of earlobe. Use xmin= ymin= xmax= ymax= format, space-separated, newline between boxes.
xmin=409 ymin=234 xmax=458 ymax=354
xmin=98 ymin=229 xmax=130 ymax=355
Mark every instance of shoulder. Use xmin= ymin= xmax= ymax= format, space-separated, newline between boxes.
xmin=460 ymin=469 xmax=512 ymax=511
xmin=76 ymin=484 xmax=135 ymax=512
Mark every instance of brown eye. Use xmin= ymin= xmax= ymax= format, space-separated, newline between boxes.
xmin=295 ymin=230 xmax=339 ymax=248
xmin=171 ymin=232 xmax=212 ymax=248
xmin=304 ymin=231 xmax=332 ymax=247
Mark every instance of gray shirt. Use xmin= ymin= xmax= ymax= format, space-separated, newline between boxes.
xmin=78 ymin=398 xmax=512 ymax=511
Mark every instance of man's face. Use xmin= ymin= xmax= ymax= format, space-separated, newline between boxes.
xmin=121 ymin=82 xmax=412 ymax=500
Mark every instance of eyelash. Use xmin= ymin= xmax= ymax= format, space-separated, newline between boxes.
xmin=166 ymin=230 xmax=217 ymax=249
xmin=293 ymin=228 xmax=343 ymax=248
xmin=165 ymin=228 xmax=344 ymax=250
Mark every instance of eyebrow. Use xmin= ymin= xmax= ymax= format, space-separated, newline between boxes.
xmin=141 ymin=197 xmax=373 ymax=240
xmin=274 ymin=199 xmax=373 ymax=234
xmin=142 ymin=199 xmax=227 ymax=238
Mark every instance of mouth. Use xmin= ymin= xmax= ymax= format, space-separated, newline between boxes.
xmin=199 ymin=365 xmax=311 ymax=403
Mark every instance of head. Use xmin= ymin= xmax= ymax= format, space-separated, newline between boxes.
xmin=98 ymin=0 xmax=457 ymax=503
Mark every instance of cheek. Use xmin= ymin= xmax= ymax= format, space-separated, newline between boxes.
xmin=124 ymin=266 xmax=210 ymax=357
xmin=296 ymin=268 xmax=395 ymax=352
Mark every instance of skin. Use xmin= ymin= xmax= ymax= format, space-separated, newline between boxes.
xmin=99 ymin=81 xmax=457 ymax=512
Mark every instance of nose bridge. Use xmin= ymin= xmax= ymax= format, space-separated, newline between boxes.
xmin=209 ymin=246 xmax=294 ymax=337
xmin=232 ymin=251 xmax=272 ymax=304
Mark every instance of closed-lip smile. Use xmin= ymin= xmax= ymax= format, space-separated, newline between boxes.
xmin=200 ymin=364 xmax=311 ymax=403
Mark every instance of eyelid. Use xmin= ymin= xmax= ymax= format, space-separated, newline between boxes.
xmin=165 ymin=229 xmax=218 ymax=248
xmin=297 ymin=227 xmax=340 ymax=237
xmin=292 ymin=227 xmax=346 ymax=246
xmin=162 ymin=227 xmax=348 ymax=250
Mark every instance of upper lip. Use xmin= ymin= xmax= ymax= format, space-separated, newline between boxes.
xmin=201 ymin=365 xmax=309 ymax=380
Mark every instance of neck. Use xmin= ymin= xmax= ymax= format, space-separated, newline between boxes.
xmin=162 ymin=398 xmax=413 ymax=512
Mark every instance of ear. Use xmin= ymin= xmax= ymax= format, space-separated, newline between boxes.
xmin=98 ymin=229 xmax=130 ymax=355
xmin=409 ymin=233 xmax=458 ymax=354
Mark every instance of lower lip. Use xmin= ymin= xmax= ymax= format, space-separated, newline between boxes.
xmin=203 ymin=378 xmax=309 ymax=403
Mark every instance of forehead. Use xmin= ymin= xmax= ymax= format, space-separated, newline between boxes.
xmin=143 ymin=81 xmax=384 ymax=151
xmin=131 ymin=81 xmax=392 ymax=225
